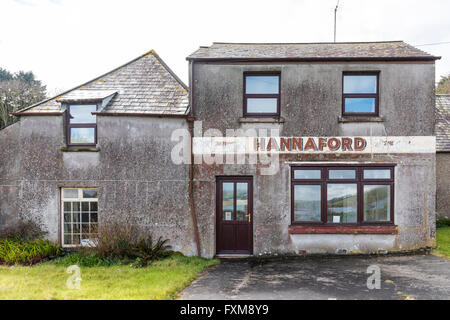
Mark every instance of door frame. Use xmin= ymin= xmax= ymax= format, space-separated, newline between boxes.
xmin=215 ymin=176 xmax=254 ymax=255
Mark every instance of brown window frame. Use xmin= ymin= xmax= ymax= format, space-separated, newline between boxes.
xmin=66 ymin=103 xmax=98 ymax=147
xmin=243 ymin=72 xmax=281 ymax=118
xmin=290 ymin=164 xmax=395 ymax=226
xmin=342 ymin=72 xmax=380 ymax=117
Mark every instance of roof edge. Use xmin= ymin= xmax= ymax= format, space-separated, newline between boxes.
xmin=92 ymin=112 xmax=188 ymax=118
xmin=187 ymin=56 xmax=441 ymax=62
xmin=151 ymin=51 xmax=188 ymax=91
xmin=15 ymin=49 xmax=188 ymax=115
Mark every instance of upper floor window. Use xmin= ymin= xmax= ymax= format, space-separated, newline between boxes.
xmin=244 ymin=73 xmax=280 ymax=117
xmin=66 ymin=104 xmax=97 ymax=146
xmin=342 ymin=72 xmax=379 ymax=116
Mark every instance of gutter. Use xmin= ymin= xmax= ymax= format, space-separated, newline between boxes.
xmin=11 ymin=112 xmax=63 ymax=116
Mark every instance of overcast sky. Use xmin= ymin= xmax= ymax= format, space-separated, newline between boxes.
xmin=1 ymin=0 xmax=449 ymax=95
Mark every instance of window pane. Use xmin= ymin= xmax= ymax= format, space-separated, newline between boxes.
xmin=364 ymin=169 xmax=391 ymax=180
xmin=63 ymin=202 xmax=71 ymax=212
xmin=329 ymin=170 xmax=356 ymax=180
xmin=246 ymin=76 xmax=279 ymax=94
xmin=70 ymin=128 xmax=95 ymax=144
xmin=236 ymin=183 xmax=248 ymax=221
xmin=344 ymin=75 xmax=377 ymax=94
xmin=222 ymin=182 xmax=234 ymax=221
xmin=83 ymin=189 xmax=98 ymax=198
xmin=64 ymin=235 xmax=72 ymax=245
xmin=344 ymin=98 xmax=376 ymax=113
xmin=294 ymin=170 xmax=321 ymax=180
xmin=63 ymin=213 xmax=71 ymax=223
xmin=81 ymin=202 xmax=89 ymax=212
xmin=72 ymin=202 xmax=80 ymax=212
xmin=82 ymin=212 xmax=90 ymax=223
xmin=364 ymin=185 xmax=390 ymax=222
xmin=247 ymin=98 xmax=278 ymax=113
xmin=63 ymin=189 xmax=78 ymax=199
xmin=69 ymin=105 xmax=96 ymax=124
xmin=327 ymin=184 xmax=357 ymax=223
xmin=90 ymin=202 xmax=98 ymax=212
xmin=294 ymin=185 xmax=321 ymax=222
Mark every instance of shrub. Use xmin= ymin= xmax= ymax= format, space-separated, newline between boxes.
xmin=80 ymin=220 xmax=172 ymax=267
xmin=0 ymin=238 xmax=61 ymax=265
xmin=437 ymin=218 xmax=450 ymax=228
xmin=132 ymin=236 xmax=172 ymax=267
xmin=0 ymin=220 xmax=46 ymax=240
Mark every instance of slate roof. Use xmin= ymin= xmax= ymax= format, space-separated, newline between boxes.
xmin=187 ymin=41 xmax=440 ymax=61
xmin=16 ymin=50 xmax=189 ymax=115
xmin=436 ymin=94 xmax=450 ymax=152
xmin=56 ymin=90 xmax=118 ymax=104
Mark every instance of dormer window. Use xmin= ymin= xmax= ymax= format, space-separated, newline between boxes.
xmin=66 ymin=104 xmax=97 ymax=146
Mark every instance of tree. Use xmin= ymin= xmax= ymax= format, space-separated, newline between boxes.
xmin=436 ymin=74 xmax=450 ymax=94
xmin=0 ymin=69 xmax=46 ymax=129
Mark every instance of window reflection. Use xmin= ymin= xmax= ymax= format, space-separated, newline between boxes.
xmin=327 ymin=184 xmax=357 ymax=223
xmin=364 ymin=185 xmax=390 ymax=222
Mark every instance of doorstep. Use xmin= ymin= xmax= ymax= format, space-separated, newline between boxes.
xmin=215 ymin=254 xmax=253 ymax=259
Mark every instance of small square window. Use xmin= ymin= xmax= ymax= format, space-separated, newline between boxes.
xmin=244 ymin=73 xmax=280 ymax=117
xmin=343 ymin=73 xmax=379 ymax=116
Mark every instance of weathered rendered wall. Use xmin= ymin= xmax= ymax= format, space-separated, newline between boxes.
xmin=436 ymin=152 xmax=450 ymax=219
xmin=192 ymin=62 xmax=436 ymax=257
xmin=0 ymin=122 xmax=21 ymax=230
xmin=0 ymin=115 xmax=196 ymax=255
xmin=193 ymin=62 xmax=435 ymax=136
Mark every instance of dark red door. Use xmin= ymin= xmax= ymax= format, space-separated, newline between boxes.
xmin=216 ymin=177 xmax=253 ymax=254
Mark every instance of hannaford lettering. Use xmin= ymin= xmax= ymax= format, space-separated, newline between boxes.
xmin=254 ymin=137 xmax=367 ymax=152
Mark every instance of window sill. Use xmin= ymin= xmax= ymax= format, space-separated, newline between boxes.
xmin=239 ymin=117 xmax=285 ymax=124
xmin=338 ymin=116 xmax=384 ymax=123
xmin=288 ymin=225 xmax=398 ymax=235
xmin=60 ymin=146 xmax=100 ymax=152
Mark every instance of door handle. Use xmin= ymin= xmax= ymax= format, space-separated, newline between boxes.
xmin=247 ymin=213 xmax=251 ymax=223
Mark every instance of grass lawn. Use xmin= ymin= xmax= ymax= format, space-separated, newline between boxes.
xmin=0 ymin=255 xmax=218 ymax=300
xmin=434 ymin=226 xmax=450 ymax=259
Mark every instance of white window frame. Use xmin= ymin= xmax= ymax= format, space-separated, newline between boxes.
xmin=61 ymin=188 xmax=98 ymax=248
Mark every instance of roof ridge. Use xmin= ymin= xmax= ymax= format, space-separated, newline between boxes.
xmin=211 ymin=40 xmax=405 ymax=45
xmin=15 ymin=49 xmax=174 ymax=113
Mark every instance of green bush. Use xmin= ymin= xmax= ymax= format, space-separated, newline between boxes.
xmin=437 ymin=218 xmax=450 ymax=228
xmin=0 ymin=239 xmax=62 ymax=265
xmin=88 ymin=220 xmax=172 ymax=267
xmin=132 ymin=236 xmax=172 ymax=267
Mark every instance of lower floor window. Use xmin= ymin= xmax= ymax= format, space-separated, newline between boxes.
xmin=291 ymin=166 xmax=394 ymax=225
xmin=61 ymin=188 xmax=98 ymax=246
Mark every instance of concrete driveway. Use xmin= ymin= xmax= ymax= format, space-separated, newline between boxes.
xmin=180 ymin=254 xmax=450 ymax=300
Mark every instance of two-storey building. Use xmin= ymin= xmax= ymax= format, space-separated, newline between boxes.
xmin=187 ymin=41 xmax=439 ymax=257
